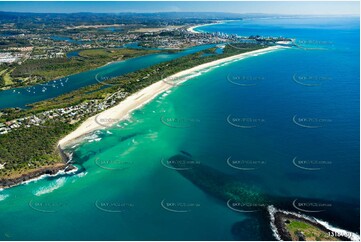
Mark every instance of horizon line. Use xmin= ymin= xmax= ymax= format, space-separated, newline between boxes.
xmin=0 ymin=10 xmax=359 ymax=16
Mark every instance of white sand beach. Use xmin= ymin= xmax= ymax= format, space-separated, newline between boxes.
xmin=187 ymin=20 xmax=236 ymax=33
xmin=58 ymin=45 xmax=285 ymax=148
xmin=187 ymin=21 xmax=223 ymax=33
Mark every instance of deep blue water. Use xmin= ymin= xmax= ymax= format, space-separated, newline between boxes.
xmin=0 ymin=16 xmax=359 ymax=241
xmin=190 ymin=16 xmax=360 ymax=231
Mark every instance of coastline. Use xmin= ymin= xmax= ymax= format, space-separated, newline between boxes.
xmin=187 ymin=20 xmax=236 ymax=33
xmin=0 ymin=45 xmax=285 ymax=189
xmin=187 ymin=21 xmax=224 ymax=33
xmin=0 ymin=163 xmax=76 ymax=189
xmin=1 ymin=49 xmax=161 ymax=92
xmin=0 ymin=145 xmax=76 ymax=189
xmin=58 ymin=45 xmax=285 ymax=148
xmin=268 ymin=205 xmax=360 ymax=241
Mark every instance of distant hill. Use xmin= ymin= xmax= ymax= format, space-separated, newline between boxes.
xmin=0 ymin=11 xmax=245 ymax=27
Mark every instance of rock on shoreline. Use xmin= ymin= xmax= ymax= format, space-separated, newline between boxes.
xmin=0 ymin=163 xmax=76 ymax=189
xmin=271 ymin=208 xmax=352 ymax=241
xmin=0 ymin=146 xmax=76 ymax=189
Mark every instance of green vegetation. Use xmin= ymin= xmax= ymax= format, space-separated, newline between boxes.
xmin=1 ymin=48 xmax=163 ymax=89
xmin=0 ymin=43 xmax=264 ymax=180
xmin=0 ymin=120 xmax=75 ymax=178
xmin=2 ymin=68 xmax=14 ymax=85
xmin=203 ymin=47 xmax=217 ymax=54
xmin=3 ymin=44 xmax=264 ymax=121
xmin=0 ymin=38 xmax=30 ymax=48
xmin=285 ymin=219 xmax=339 ymax=241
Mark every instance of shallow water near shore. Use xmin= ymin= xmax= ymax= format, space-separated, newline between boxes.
xmin=0 ymin=17 xmax=359 ymax=240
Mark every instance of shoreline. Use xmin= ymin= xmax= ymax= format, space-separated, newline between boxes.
xmin=0 ymin=163 xmax=76 ymax=189
xmin=268 ymin=205 xmax=360 ymax=241
xmin=0 ymin=145 xmax=75 ymax=189
xmin=0 ymin=45 xmax=285 ymax=189
xmin=187 ymin=20 xmax=236 ymax=33
xmin=2 ymin=48 xmax=163 ymax=93
xmin=58 ymin=45 xmax=285 ymax=148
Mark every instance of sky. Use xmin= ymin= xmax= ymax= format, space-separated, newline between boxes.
xmin=0 ymin=1 xmax=359 ymax=15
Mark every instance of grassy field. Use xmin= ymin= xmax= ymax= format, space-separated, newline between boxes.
xmin=3 ymin=68 xmax=14 ymax=86
xmin=0 ymin=68 xmax=8 ymax=76
xmin=285 ymin=219 xmax=339 ymax=241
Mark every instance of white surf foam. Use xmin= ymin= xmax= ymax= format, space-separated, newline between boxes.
xmin=88 ymin=137 xmax=102 ymax=143
xmin=71 ymin=171 xmax=88 ymax=183
xmin=0 ymin=194 xmax=9 ymax=201
xmin=268 ymin=205 xmax=282 ymax=241
xmin=18 ymin=165 xmax=77 ymax=188
xmin=267 ymin=205 xmax=360 ymax=241
xmin=34 ymin=177 xmax=66 ymax=196
xmin=83 ymin=133 xmax=99 ymax=141
xmin=315 ymin=218 xmax=360 ymax=241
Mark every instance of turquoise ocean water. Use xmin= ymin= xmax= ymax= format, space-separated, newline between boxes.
xmin=0 ymin=17 xmax=359 ymax=240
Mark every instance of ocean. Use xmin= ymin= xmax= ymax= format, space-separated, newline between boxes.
xmin=0 ymin=16 xmax=359 ymax=240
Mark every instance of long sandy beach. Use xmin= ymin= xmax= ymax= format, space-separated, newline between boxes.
xmin=187 ymin=20 xmax=236 ymax=33
xmin=58 ymin=45 xmax=284 ymax=148
xmin=187 ymin=22 xmax=222 ymax=33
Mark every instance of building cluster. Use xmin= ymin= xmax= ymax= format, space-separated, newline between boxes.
xmin=136 ymin=28 xmax=236 ymax=48
xmin=0 ymin=52 xmax=23 ymax=63
xmin=0 ymin=22 xmax=293 ymax=65
xmin=0 ymin=90 xmax=128 ymax=135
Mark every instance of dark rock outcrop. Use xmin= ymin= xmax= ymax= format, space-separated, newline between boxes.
xmin=0 ymin=164 xmax=76 ymax=188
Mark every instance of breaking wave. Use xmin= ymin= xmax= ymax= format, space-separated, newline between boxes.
xmin=0 ymin=194 xmax=9 ymax=202
xmin=267 ymin=205 xmax=360 ymax=241
xmin=34 ymin=177 xmax=66 ymax=196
